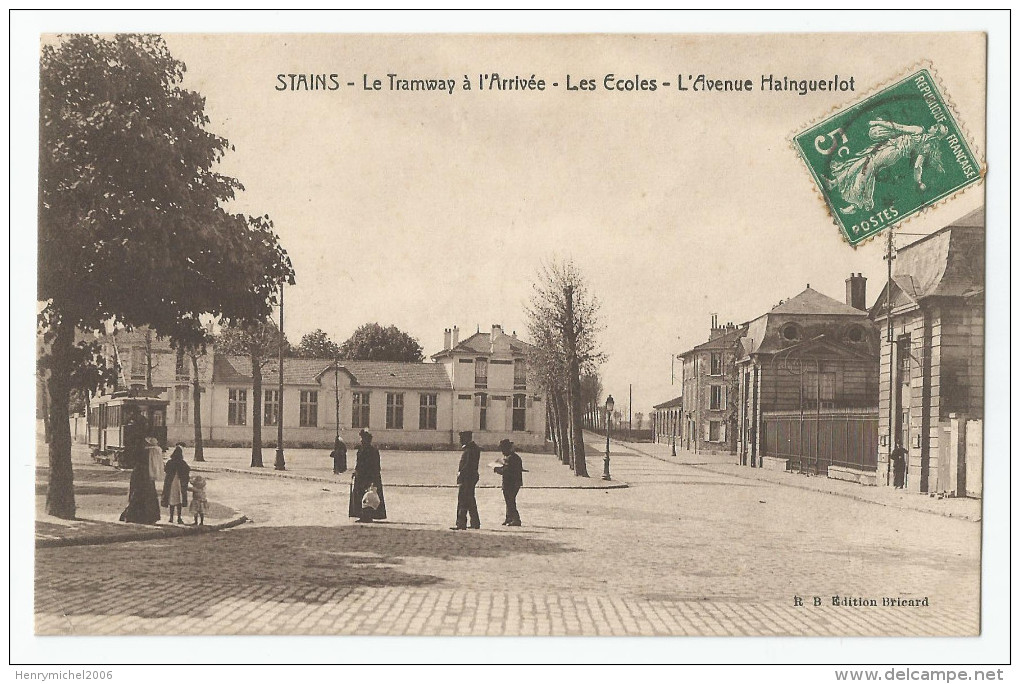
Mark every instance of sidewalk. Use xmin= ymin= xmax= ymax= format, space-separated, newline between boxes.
xmin=35 ymin=446 xmax=248 ymax=548
xmin=189 ymin=446 xmax=628 ymax=489
xmin=610 ymin=437 xmax=982 ymax=522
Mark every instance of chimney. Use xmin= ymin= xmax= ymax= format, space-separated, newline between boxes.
xmin=846 ymin=273 xmax=867 ymax=311
xmin=443 ymin=328 xmax=452 ymax=350
xmin=709 ymin=313 xmax=728 ymax=340
xmin=490 ymin=324 xmax=503 ymax=353
xmin=451 ymin=325 xmax=459 ymax=347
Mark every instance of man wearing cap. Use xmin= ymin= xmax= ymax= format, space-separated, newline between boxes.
xmin=494 ymin=439 xmax=524 ymax=526
xmin=452 ymin=430 xmax=481 ymax=530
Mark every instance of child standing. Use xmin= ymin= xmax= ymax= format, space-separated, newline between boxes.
xmin=188 ymin=475 xmax=209 ymax=526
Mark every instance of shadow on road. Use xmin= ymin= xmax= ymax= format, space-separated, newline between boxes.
xmin=36 ymin=524 xmax=579 ymax=620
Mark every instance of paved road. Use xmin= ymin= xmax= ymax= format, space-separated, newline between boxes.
xmin=35 ymin=440 xmax=980 ymax=636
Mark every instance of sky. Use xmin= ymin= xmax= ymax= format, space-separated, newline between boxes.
xmin=159 ymin=32 xmax=986 ymax=416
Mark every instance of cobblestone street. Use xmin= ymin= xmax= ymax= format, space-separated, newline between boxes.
xmin=35 ymin=438 xmax=981 ymax=636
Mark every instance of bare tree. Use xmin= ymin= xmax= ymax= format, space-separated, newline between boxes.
xmin=526 ymin=260 xmax=605 ymax=477
xmin=217 ymin=320 xmax=289 ymax=467
xmin=634 ymin=412 xmax=644 ymax=430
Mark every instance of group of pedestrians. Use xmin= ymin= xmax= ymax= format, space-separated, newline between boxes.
xmin=120 ymin=439 xmax=209 ymax=526
xmin=346 ymin=429 xmax=525 ymax=529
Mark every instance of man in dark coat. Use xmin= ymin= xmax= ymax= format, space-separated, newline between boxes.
xmin=891 ymin=444 xmax=907 ymax=489
xmin=350 ymin=430 xmax=386 ymax=522
xmin=494 ymin=438 xmax=524 ymax=526
xmin=452 ymin=430 xmax=481 ymax=530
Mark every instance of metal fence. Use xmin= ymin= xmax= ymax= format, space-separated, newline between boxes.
xmin=762 ymin=408 xmax=878 ymax=475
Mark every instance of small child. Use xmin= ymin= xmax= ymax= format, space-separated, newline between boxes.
xmin=188 ymin=475 xmax=209 ymax=526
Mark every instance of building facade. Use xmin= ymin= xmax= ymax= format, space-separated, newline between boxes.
xmin=733 ymin=281 xmax=881 ymax=479
xmin=678 ymin=317 xmax=746 ymax=454
xmin=431 ymin=324 xmax=546 ymax=449
xmin=870 ymin=209 xmax=984 ymax=496
xmin=652 ymin=395 xmax=683 ymax=446
xmin=85 ymin=324 xmax=547 ymax=451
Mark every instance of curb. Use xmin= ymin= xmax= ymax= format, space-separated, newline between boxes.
xmin=193 ymin=465 xmax=629 ymax=490
xmin=36 ymin=513 xmax=249 ymax=549
xmin=614 ymin=441 xmax=981 ymax=522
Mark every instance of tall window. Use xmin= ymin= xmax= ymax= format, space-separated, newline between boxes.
xmin=228 ymin=389 xmax=247 ymax=426
xmin=130 ymin=347 xmax=146 ymax=380
xmin=264 ymin=389 xmax=279 ymax=426
xmin=709 ymin=420 xmax=724 ymax=442
xmin=175 ymin=351 xmax=190 ymax=381
xmin=710 ymin=352 xmax=722 ymax=376
xmin=173 ymin=386 xmax=190 ymax=424
xmin=512 ymin=394 xmax=527 ymax=431
xmin=513 ymin=359 xmax=527 ymax=389
xmin=386 ymin=392 xmax=404 ymax=429
xmin=474 ymin=358 xmax=488 ymax=388
xmin=352 ymin=391 xmax=370 ymax=429
xmin=710 ymin=385 xmax=726 ymax=410
xmin=419 ymin=393 xmax=438 ymax=430
xmin=475 ymin=393 xmax=488 ymax=430
xmin=300 ymin=391 xmax=318 ymax=427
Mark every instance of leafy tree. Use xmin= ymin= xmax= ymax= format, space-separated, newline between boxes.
xmin=526 ymin=260 xmax=605 ymax=477
xmin=338 ymin=323 xmax=424 ymax=362
xmin=217 ymin=320 xmax=291 ymax=467
xmin=296 ymin=329 xmax=340 ymax=359
xmin=39 ymin=34 xmax=292 ymax=517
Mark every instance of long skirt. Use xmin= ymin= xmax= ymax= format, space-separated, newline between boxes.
xmin=349 ymin=474 xmax=387 ymax=520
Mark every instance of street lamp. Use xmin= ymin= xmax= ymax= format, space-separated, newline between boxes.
xmin=274 ymin=280 xmax=286 ymax=471
xmin=603 ymin=394 xmax=614 ymax=481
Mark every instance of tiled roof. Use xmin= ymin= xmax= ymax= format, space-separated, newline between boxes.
xmin=680 ymin=324 xmax=747 ymax=355
xmin=433 ymin=331 xmax=533 ymax=357
xmin=653 ymin=395 xmax=683 ymax=410
xmin=212 ymin=354 xmax=452 ymax=390
xmin=769 ymin=287 xmax=868 ymax=317
xmin=870 ymin=211 xmax=984 ymax=317
xmin=340 ymin=360 xmax=452 ymax=390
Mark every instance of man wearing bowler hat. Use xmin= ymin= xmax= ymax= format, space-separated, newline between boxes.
xmin=452 ymin=430 xmax=481 ymax=530
xmin=494 ymin=438 xmax=524 ymax=526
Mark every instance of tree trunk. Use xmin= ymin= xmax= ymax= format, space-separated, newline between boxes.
xmin=250 ymin=353 xmax=264 ymax=467
xmin=553 ymin=390 xmax=570 ymax=466
xmin=191 ymin=352 xmax=204 ymax=462
xmin=45 ymin=317 xmax=76 ymax=519
xmin=562 ymin=286 xmax=589 ymax=477
xmin=545 ymin=395 xmax=558 ymax=456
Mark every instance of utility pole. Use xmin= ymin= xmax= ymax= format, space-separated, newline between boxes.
xmin=883 ymin=226 xmax=896 ymax=484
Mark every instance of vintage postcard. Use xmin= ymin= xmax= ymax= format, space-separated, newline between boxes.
xmin=27 ymin=28 xmax=996 ymax=654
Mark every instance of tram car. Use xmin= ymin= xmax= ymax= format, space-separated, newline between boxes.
xmin=87 ymin=390 xmax=168 ymax=467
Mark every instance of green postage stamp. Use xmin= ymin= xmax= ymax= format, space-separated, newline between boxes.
xmin=794 ymin=68 xmax=982 ymax=246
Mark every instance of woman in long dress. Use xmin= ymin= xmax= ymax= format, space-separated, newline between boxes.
xmin=161 ymin=445 xmax=190 ymax=524
xmin=349 ymin=430 xmax=386 ymax=522
xmin=120 ymin=444 xmax=161 ymax=524
xmin=826 ymin=120 xmax=947 ymax=214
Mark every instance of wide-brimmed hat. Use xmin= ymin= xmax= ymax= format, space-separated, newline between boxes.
xmin=498 ymin=438 xmax=513 ymax=451
xmin=359 ymin=429 xmax=373 ymax=442
xmin=191 ymin=475 xmax=206 ymax=487
xmin=459 ymin=430 xmax=473 ymax=446
xmin=144 ymin=437 xmax=159 ymax=446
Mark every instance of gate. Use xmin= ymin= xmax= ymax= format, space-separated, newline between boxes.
xmin=762 ymin=408 xmax=878 ymax=475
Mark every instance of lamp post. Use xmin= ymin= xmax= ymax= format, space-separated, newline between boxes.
xmin=603 ymin=394 xmax=614 ymax=481
xmin=273 ymin=281 xmax=286 ymax=471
